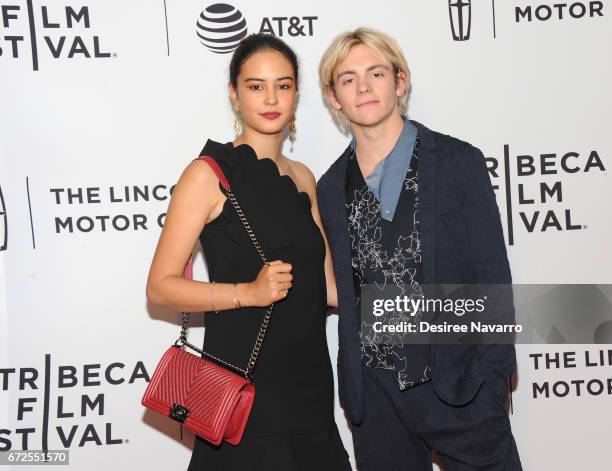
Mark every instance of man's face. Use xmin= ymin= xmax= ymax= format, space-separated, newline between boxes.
xmin=327 ymin=44 xmax=406 ymax=128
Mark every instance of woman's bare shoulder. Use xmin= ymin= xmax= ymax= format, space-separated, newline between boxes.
xmin=286 ymin=158 xmax=316 ymax=190
xmin=170 ymin=158 xmax=225 ymax=199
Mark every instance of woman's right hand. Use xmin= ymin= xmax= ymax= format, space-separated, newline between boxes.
xmin=244 ymin=260 xmax=293 ymax=307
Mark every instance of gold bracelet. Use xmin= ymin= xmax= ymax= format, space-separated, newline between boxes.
xmin=210 ymin=281 xmax=217 ymax=313
xmin=233 ymin=283 xmax=238 ymax=309
xmin=233 ymin=283 xmax=242 ymax=309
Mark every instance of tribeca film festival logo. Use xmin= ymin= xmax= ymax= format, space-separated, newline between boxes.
xmin=0 ymin=2 xmax=114 ymax=71
xmin=0 ymin=185 xmax=7 ymax=251
xmin=448 ymin=1 xmax=604 ymax=41
xmin=0 ymin=355 xmax=150 ymax=451
xmin=486 ymin=145 xmax=606 ymax=245
xmin=195 ymin=3 xmax=318 ymax=55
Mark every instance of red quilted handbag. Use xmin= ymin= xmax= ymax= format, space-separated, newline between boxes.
xmin=142 ymin=155 xmax=274 ymax=446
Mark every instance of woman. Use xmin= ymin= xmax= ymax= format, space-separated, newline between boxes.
xmin=146 ymin=34 xmax=350 ymax=470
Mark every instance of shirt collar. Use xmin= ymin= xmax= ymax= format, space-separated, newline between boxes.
xmin=347 ymin=118 xmax=418 ymax=222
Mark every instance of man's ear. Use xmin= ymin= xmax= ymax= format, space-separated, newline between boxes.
xmin=325 ymin=86 xmax=342 ymax=111
xmin=395 ymin=70 xmax=409 ymax=98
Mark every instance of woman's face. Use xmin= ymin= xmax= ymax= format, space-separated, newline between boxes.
xmin=230 ymin=49 xmax=297 ymax=137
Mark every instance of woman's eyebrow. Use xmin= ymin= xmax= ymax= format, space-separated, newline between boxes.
xmin=243 ymin=76 xmax=295 ymax=82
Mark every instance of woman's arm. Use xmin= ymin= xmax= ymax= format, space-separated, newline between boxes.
xmin=291 ymin=162 xmax=338 ymax=308
xmin=314 ymin=201 xmax=339 ymax=308
xmin=146 ymin=159 xmax=292 ymax=313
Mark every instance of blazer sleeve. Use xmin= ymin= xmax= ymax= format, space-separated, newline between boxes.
xmin=460 ymin=146 xmax=512 ymax=284
xmin=460 ymin=145 xmax=516 ymax=376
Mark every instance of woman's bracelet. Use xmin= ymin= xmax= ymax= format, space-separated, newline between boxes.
xmin=233 ymin=283 xmax=242 ymax=309
xmin=209 ymin=282 xmax=242 ymax=312
xmin=210 ymin=281 xmax=218 ymax=313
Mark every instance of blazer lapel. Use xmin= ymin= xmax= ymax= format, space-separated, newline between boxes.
xmin=413 ymin=121 xmax=438 ymax=284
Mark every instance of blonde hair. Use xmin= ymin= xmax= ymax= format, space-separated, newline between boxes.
xmin=319 ymin=27 xmax=410 ymax=127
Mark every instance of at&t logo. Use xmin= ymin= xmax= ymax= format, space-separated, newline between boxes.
xmin=196 ymin=3 xmax=247 ymax=54
xmin=195 ymin=3 xmax=318 ymax=55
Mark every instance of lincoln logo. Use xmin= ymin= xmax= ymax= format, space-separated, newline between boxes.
xmin=0 ymin=185 xmax=6 ymax=251
xmin=448 ymin=0 xmax=472 ymax=41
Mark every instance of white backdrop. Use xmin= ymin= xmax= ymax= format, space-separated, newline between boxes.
xmin=1 ymin=1 xmax=611 ymax=470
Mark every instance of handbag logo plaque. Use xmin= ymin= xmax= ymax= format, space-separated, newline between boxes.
xmin=169 ymin=403 xmax=189 ymax=423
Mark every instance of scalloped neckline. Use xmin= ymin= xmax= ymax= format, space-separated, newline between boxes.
xmin=229 ymin=141 xmax=312 ymax=206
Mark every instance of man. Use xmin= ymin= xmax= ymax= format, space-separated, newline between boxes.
xmin=317 ymin=27 xmax=522 ymax=470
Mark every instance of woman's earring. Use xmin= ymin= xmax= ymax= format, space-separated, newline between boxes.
xmin=288 ymin=117 xmax=296 ymax=152
xmin=233 ymin=103 xmax=241 ymax=136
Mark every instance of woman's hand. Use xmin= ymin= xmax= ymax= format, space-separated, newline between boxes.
xmin=244 ymin=260 xmax=293 ymax=306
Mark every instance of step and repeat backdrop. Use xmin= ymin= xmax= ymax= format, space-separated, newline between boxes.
xmin=1 ymin=1 xmax=611 ymax=469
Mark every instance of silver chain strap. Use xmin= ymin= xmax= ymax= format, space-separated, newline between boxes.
xmin=177 ymin=187 xmax=275 ymax=382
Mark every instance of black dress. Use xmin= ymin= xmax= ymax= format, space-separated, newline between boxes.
xmin=187 ymin=140 xmax=351 ymax=470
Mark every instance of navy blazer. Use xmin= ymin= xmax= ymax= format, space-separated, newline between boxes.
xmin=317 ymin=120 xmax=516 ymax=425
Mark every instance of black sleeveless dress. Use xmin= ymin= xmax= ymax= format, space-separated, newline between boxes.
xmin=187 ymin=140 xmax=351 ymax=471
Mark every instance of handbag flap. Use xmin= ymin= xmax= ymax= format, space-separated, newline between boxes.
xmin=142 ymin=347 xmax=252 ymax=444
